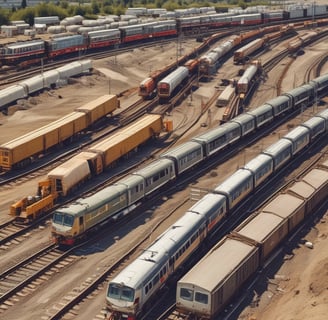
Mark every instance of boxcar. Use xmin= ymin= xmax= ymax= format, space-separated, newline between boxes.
xmin=88 ymin=114 xmax=162 ymax=168
xmin=176 ymin=237 xmax=259 ymax=319
xmin=75 ymin=94 xmax=119 ymax=125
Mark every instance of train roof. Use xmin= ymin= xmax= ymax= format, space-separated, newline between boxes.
xmin=112 ymin=211 xmax=204 ymax=288
xmin=235 ymin=211 xmax=284 ymax=242
xmin=178 ymin=238 xmax=257 ymax=292
xmin=5 ymin=39 xmax=45 ymax=49
xmin=89 ymin=114 xmax=161 ymax=152
xmin=193 ymin=121 xmax=240 ymax=142
xmin=160 ymin=141 xmax=202 ymax=159
xmin=55 ymin=184 xmax=127 ymax=216
xmin=0 ymin=112 xmax=85 ymax=150
xmin=133 ymin=158 xmax=173 ymax=177
xmin=188 ymin=193 xmax=226 ymax=216
xmin=246 ymin=103 xmax=273 ymax=116
xmin=262 ymin=138 xmax=292 ymax=156
xmin=261 ymin=193 xmax=304 ymax=219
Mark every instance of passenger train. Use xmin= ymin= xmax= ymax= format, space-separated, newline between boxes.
xmin=51 ymin=73 xmax=328 ymax=247
xmin=105 ymin=106 xmax=328 ymax=320
xmin=176 ymin=159 xmax=328 ymax=319
xmin=1 ymin=4 xmax=328 ymax=68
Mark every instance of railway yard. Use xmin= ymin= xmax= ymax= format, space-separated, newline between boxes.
xmin=0 ymin=16 xmax=328 ymax=320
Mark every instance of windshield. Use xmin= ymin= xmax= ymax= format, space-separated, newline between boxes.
xmin=107 ymin=283 xmax=135 ymax=302
xmin=53 ymin=212 xmax=74 ymax=227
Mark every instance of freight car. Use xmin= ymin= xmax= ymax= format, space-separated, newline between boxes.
xmin=237 ymin=60 xmax=261 ymax=97
xmin=11 ymin=114 xmax=163 ymax=222
xmin=176 ymin=160 xmax=328 ymax=319
xmin=233 ymin=38 xmax=266 ymax=64
xmin=49 ymin=76 xmax=328 ymax=246
xmin=105 ymin=109 xmax=328 ymax=318
xmin=0 ymin=94 xmax=118 ymax=172
xmin=216 ymin=84 xmax=235 ymax=107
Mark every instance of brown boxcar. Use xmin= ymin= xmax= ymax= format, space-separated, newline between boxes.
xmin=232 ymin=211 xmax=288 ymax=262
xmin=261 ymin=193 xmax=306 ymax=232
xmin=176 ymin=237 xmax=259 ymax=319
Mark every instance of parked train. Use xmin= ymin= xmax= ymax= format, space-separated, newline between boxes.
xmin=0 ymin=93 xmax=118 ymax=172
xmin=50 ymin=74 xmax=328 ymax=245
xmin=1 ymin=5 xmax=328 ymax=68
xmin=0 ymin=59 xmax=92 ymax=109
xmin=237 ymin=60 xmax=262 ymax=98
xmin=176 ymin=159 xmax=328 ymax=319
xmin=10 ymin=114 xmax=163 ymax=222
xmin=105 ymin=108 xmax=328 ymax=320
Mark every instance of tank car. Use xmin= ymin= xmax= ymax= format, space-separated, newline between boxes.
xmin=0 ymin=84 xmax=27 ymax=108
xmin=157 ymin=66 xmax=189 ymax=99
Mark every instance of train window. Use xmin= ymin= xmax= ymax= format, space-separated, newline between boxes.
xmin=63 ymin=214 xmax=74 ymax=227
xmin=195 ymin=292 xmax=208 ymax=304
xmin=79 ymin=216 xmax=83 ymax=226
xmin=153 ymin=275 xmax=159 ymax=285
xmin=169 ymin=257 xmax=174 ymax=266
xmin=180 ymin=288 xmax=193 ymax=301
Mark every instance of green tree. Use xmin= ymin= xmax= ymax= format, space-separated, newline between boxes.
xmin=91 ymin=0 xmax=100 ymax=14
xmin=0 ymin=8 xmax=10 ymax=25
xmin=21 ymin=0 xmax=27 ymax=9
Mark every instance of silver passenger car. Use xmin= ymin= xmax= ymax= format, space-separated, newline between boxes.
xmin=192 ymin=122 xmax=241 ymax=157
xmin=261 ymin=139 xmax=293 ymax=171
xmin=160 ymin=141 xmax=203 ymax=175
xmin=282 ymin=126 xmax=310 ymax=155
xmin=243 ymin=153 xmax=274 ymax=188
xmin=230 ymin=113 xmax=256 ymax=136
xmin=246 ymin=103 xmax=273 ymax=128
xmin=213 ymin=168 xmax=254 ymax=210
xmin=132 ymin=158 xmax=175 ymax=195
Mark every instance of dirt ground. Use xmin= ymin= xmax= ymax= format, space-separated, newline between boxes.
xmin=0 ymin=34 xmax=327 ymax=320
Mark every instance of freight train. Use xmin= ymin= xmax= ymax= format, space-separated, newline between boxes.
xmin=176 ymin=159 xmax=328 ymax=319
xmin=50 ymin=73 xmax=328 ymax=247
xmin=10 ymin=114 xmax=163 ymax=222
xmin=1 ymin=5 xmax=328 ymax=68
xmin=0 ymin=93 xmax=118 ymax=172
xmin=105 ymin=108 xmax=328 ymax=320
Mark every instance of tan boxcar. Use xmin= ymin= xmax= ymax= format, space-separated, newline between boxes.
xmin=261 ymin=193 xmax=306 ymax=232
xmin=75 ymin=94 xmax=119 ymax=125
xmin=47 ymin=155 xmax=92 ymax=197
xmin=89 ymin=114 xmax=162 ymax=168
xmin=288 ymin=164 xmax=328 ymax=216
xmin=232 ymin=211 xmax=288 ymax=262
xmin=176 ymin=237 xmax=259 ymax=319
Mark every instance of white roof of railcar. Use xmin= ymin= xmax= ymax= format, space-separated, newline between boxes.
xmin=55 ymin=183 xmax=127 ymax=216
xmin=214 ymin=169 xmax=252 ymax=193
xmin=160 ymin=141 xmax=202 ymax=159
xmin=243 ymin=153 xmax=273 ymax=172
xmin=262 ymin=138 xmax=292 ymax=156
xmin=235 ymin=212 xmax=284 ymax=242
xmin=262 ymin=194 xmax=304 ymax=219
xmin=133 ymin=158 xmax=173 ymax=177
xmin=111 ymin=211 xmax=204 ymax=288
xmin=178 ymin=238 xmax=257 ymax=292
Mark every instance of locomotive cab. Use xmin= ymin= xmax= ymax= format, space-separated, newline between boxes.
xmin=106 ymin=282 xmax=140 ymax=320
xmin=52 ymin=211 xmax=78 ymax=245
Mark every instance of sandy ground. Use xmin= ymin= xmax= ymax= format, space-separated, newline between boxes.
xmin=0 ymin=33 xmax=327 ymax=320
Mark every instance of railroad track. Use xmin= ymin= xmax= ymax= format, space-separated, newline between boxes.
xmin=153 ymin=139 xmax=328 ymax=320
